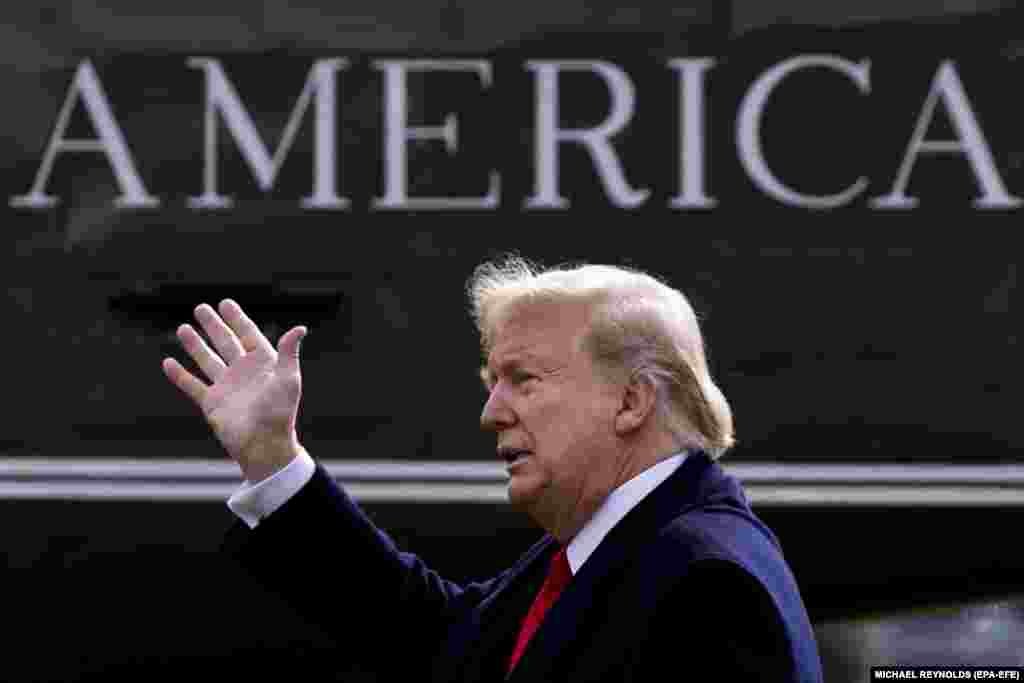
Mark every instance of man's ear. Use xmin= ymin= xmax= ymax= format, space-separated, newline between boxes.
xmin=614 ymin=374 xmax=658 ymax=435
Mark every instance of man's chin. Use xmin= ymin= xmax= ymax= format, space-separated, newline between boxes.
xmin=507 ymin=478 xmax=561 ymax=532
xmin=506 ymin=478 xmax=542 ymax=511
xmin=506 ymin=485 xmax=533 ymax=510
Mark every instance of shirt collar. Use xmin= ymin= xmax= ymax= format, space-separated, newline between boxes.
xmin=565 ymin=451 xmax=687 ymax=575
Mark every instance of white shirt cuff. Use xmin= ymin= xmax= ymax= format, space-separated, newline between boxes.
xmin=227 ymin=450 xmax=316 ymax=529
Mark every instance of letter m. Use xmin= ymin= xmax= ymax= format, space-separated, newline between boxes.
xmin=187 ymin=58 xmax=348 ymax=209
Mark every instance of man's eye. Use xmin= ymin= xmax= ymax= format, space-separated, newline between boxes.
xmin=512 ymin=372 xmax=537 ymax=384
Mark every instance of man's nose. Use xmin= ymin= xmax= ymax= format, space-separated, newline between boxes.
xmin=480 ymin=386 xmax=515 ymax=432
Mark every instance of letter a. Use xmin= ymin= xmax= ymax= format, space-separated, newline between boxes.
xmin=11 ymin=59 xmax=157 ymax=209
xmin=870 ymin=61 xmax=1021 ymax=209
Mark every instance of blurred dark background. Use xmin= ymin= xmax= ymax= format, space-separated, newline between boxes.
xmin=2 ymin=1 xmax=1022 ymax=680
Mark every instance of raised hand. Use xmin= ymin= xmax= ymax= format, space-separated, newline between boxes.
xmin=162 ymin=299 xmax=308 ymax=483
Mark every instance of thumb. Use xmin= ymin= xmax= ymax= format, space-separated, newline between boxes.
xmin=277 ymin=325 xmax=307 ymax=374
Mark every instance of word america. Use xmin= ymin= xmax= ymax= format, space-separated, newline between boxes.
xmin=10 ymin=56 xmax=1021 ymax=211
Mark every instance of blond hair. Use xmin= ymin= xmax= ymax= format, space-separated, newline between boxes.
xmin=468 ymin=256 xmax=735 ymax=459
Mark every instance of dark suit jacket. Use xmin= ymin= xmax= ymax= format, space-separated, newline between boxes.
xmin=222 ymin=452 xmax=823 ymax=682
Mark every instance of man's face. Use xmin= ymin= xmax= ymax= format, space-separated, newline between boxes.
xmin=480 ymin=301 xmax=623 ymax=537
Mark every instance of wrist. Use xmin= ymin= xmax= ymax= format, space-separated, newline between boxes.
xmin=237 ymin=433 xmax=304 ymax=484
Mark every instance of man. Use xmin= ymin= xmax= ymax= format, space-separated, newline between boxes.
xmin=162 ymin=257 xmax=823 ymax=682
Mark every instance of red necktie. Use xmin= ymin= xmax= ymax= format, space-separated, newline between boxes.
xmin=507 ymin=545 xmax=572 ymax=674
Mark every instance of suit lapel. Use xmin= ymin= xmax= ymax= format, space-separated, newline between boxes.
xmin=449 ymin=536 xmax=557 ymax=683
xmin=507 ymin=452 xmax=720 ymax=681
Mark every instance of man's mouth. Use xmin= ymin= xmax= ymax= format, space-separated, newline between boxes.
xmin=498 ymin=447 xmax=532 ymax=465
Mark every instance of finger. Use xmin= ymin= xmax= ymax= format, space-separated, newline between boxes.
xmin=194 ymin=304 xmax=245 ymax=364
xmin=161 ymin=357 xmax=209 ymax=408
xmin=176 ymin=323 xmax=227 ymax=383
xmin=218 ymin=299 xmax=274 ymax=355
xmin=276 ymin=325 xmax=308 ymax=376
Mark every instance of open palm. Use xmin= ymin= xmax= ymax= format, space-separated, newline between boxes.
xmin=162 ymin=299 xmax=307 ymax=482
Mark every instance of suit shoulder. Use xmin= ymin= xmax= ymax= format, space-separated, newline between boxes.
xmin=652 ymin=502 xmax=782 ymax=566
xmin=641 ymin=511 xmax=823 ymax=682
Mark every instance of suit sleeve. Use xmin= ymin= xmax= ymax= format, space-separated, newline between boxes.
xmin=221 ymin=462 xmax=504 ymax=675
xmin=638 ymin=559 xmax=797 ymax=681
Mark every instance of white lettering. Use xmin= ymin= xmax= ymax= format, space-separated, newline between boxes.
xmin=525 ymin=61 xmax=649 ymax=209
xmin=372 ymin=60 xmax=499 ymax=210
xmin=669 ymin=58 xmax=716 ymax=209
xmin=869 ymin=61 xmax=1020 ymax=209
xmin=186 ymin=58 xmax=349 ymax=209
xmin=737 ymin=55 xmax=870 ymax=209
xmin=11 ymin=59 xmax=157 ymax=209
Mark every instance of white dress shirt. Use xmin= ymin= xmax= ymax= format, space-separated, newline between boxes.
xmin=565 ymin=452 xmax=686 ymax=574
xmin=227 ymin=450 xmax=688 ymax=576
xmin=227 ymin=451 xmax=316 ymax=528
